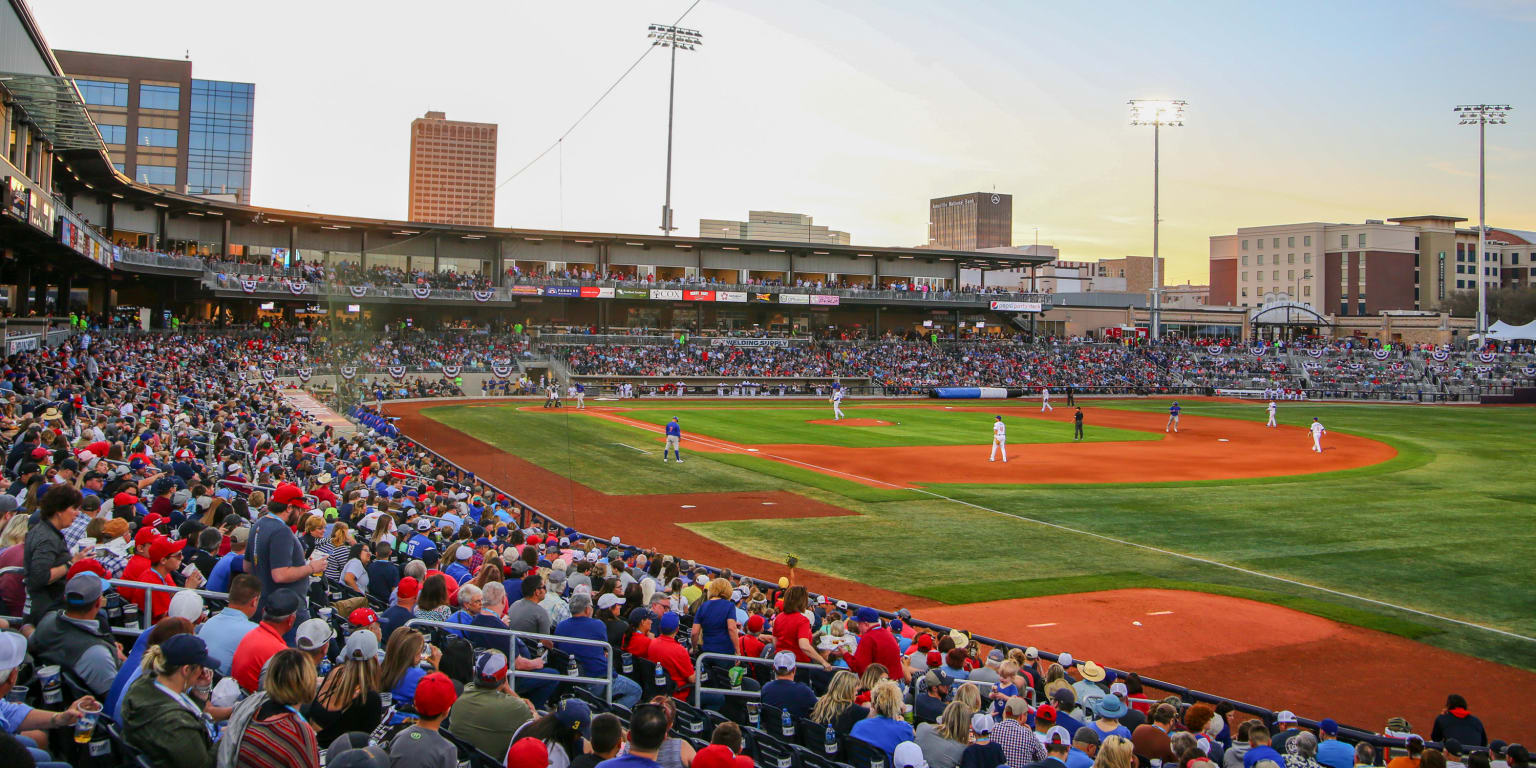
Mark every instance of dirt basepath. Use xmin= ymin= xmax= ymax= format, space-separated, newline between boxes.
xmin=385 ymin=399 xmax=936 ymax=610
xmin=920 ymin=590 xmax=1536 ymax=744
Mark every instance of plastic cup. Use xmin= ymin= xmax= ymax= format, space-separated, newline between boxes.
xmin=36 ymin=665 xmax=61 ymax=705
xmin=4 ymin=685 xmax=26 ymax=703
xmin=74 ymin=700 xmax=102 ymax=744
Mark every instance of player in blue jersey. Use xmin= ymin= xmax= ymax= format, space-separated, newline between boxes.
xmin=663 ymin=417 xmax=683 ymax=463
xmin=1165 ymin=401 xmax=1181 ymax=433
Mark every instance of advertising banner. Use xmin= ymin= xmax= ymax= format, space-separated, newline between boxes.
xmin=510 ymin=285 xmax=541 ymax=296
xmin=650 ymin=289 xmax=683 ymax=301
xmin=709 ymin=338 xmax=791 ymax=348
xmin=684 ymin=290 xmax=716 ymax=301
xmin=810 ymin=294 xmax=841 ymax=306
xmin=779 ymin=293 xmax=811 ymax=305
xmin=715 ymin=291 xmax=748 ymax=303
xmin=989 ymin=301 xmax=1043 ymax=312
xmin=579 ymin=286 xmax=615 ymax=299
xmin=4 ymin=178 xmax=28 ymax=221
xmin=749 ymin=292 xmax=774 ymax=303
xmin=542 ymin=286 xmax=581 ymax=298
xmin=615 ymin=287 xmax=650 ymax=300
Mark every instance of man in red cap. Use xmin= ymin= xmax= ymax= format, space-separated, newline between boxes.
xmin=379 ymin=576 xmax=419 ymax=642
xmin=142 ymin=534 xmax=204 ymax=621
xmin=116 ymin=526 xmax=162 ymax=609
xmin=387 ymin=671 xmax=458 ymax=767
xmin=349 ymin=606 xmax=382 ymax=642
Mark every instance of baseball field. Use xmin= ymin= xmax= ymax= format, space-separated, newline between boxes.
xmin=388 ymin=396 xmax=1536 ymax=741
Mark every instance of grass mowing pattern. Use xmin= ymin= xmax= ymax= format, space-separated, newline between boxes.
xmin=423 ymin=399 xmax=1536 ymax=671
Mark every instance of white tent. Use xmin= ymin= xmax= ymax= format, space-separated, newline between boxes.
xmin=1486 ymin=320 xmax=1536 ymax=341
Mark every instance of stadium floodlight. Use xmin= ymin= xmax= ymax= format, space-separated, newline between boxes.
xmin=649 ymin=23 xmax=703 ymax=235
xmin=1128 ymin=99 xmax=1186 ymax=340
xmin=1454 ymin=104 xmax=1513 ymax=342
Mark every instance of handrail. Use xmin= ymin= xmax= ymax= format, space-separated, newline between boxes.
xmin=692 ymin=652 xmax=829 ymax=709
xmin=106 ymin=578 xmax=231 ymax=635
xmin=404 ymin=617 xmax=615 ymax=704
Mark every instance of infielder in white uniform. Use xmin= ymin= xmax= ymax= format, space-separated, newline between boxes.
xmin=1041 ymin=387 xmax=1053 ymax=412
xmin=831 ymin=384 xmax=845 ymax=421
xmin=1309 ymin=417 xmax=1327 ymax=452
xmin=1266 ymin=400 xmax=1278 ymax=428
xmin=989 ymin=415 xmax=1008 ymax=462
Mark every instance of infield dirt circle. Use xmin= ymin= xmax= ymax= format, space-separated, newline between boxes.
xmin=383 ymin=398 xmax=1536 ymax=742
xmin=804 ymin=418 xmax=893 ymax=426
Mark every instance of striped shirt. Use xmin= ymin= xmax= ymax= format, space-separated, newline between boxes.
xmin=232 ymin=708 xmax=320 ymax=768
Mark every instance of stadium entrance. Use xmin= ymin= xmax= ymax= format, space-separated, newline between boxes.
xmin=1249 ymin=299 xmax=1329 ymax=341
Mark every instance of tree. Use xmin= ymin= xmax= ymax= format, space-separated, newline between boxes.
xmin=1442 ymin=288 xmax=1536 ymax=325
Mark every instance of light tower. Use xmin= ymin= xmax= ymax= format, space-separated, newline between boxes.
xmin=1128 ymin=99 xmax=1186 ymax=340
xmin=1454 ymin=104 xmax=1511 ymax=343
xmin=648 ymin=23 xmax=703 ymax=235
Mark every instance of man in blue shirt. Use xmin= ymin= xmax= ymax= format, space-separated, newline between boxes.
xmin=444 ymin=546 xmax=473 ymax=585
xmin=196 ymin=574 xmax=259 ymax=675
xmin=597 ymin=703 xmax=670 ymax=768
xmin=663 ymin=418 xmax=682 ymax=463
xmin=760 ymin=652 xmax=816 ymax=719
xmin=1314 ymin=720 xmax=1353 ymax=768
xmin=555 ymin=593 xmax=641 ymax=707
xmin=380 ymin=577 xmax=419 ymax=642
xmin=405 ymin=520 xmax=437 ymax=559
xmin=1166 ymin=401 xmax=1181 ymax=433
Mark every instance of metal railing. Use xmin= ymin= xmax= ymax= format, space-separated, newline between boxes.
xmin=404 ymin=617 xmax=615 ymax=704
xmin=692 ymin=652 xmax=829 ymax=709
xmin=105 ymin=579 xmax=231 ymax=637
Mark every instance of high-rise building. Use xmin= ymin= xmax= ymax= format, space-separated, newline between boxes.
xmin=54 ymin=50 xmax=254 ymax=203
xmin=928 ymin=192 xmax=1011 ymax=250
xmin=408 ymin=111 xmax=497 ymax=226
xmin=699 ymin=211 xmax=850 ymax=244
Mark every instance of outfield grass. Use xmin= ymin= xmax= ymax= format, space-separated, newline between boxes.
xmin=612 ymin=404 xmax=1156 ymax=447
xmin=423 ymin=399 xmax=1536 ymax=671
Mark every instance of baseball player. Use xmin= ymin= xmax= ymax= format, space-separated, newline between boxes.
xmin=989 ymin=415 xmax=1007 ymax=462
xmin=831 ymin=382 xmax=845 ymax=421
xmin=663 ymin=417 xmax=683 ymax=463
xmin=1266 ymin=400 xmax=1278 ymax=428
xmin=1073 ymin=407 xmax=1084 ymax=440
xmin=1041 ymin=387 xmax=1053 ymax=412
xmin=1309 ymin=417 xmax=1327 ymax=453
xmin=1165 ymin=400 xmax=1181 ymax=433
xmin=575 ymin=382 xmax=586 ymax=410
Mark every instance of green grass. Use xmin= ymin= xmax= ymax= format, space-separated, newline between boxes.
xmin=423 ymin=398 xmax=1536 ymax=672
xmin=612 ymin=404 xmax=1156 ymax=447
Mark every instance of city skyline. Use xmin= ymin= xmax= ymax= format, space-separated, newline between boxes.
xmin=31 ymin=0 xmax=1535 ymax=284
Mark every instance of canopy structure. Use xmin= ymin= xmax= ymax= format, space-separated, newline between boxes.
xmin=1485 ymin=319 xmax=1536 ymax=341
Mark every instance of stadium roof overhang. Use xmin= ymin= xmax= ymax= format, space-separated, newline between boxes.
xmin=0 ymin=72 xmax=107 ymax=151
xmin=1249 ymin=301 xmax=1330 ymax=326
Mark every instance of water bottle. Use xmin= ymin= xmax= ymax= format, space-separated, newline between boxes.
xmin=654 ymin=662 xmax=668 ymax=689
xmin=824 ymin=725 xmax=838 ymax=755
xmin=567 ymin=654 xmax=579 ymax=677
xmin=781 ymin=707 xmax=794 ymax=737
xmin=747 ymin=701 xmax=761 ymax=728
xmin=621 ymin=652 xmax=634 ymax=674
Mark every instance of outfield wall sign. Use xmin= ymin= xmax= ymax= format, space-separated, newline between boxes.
xmin=651 ymin=289 xmax=684 ymax=300
xmin=780 ymin=293 xmax=811 ymax=305
xmin=810 ymin=295 xmax=841 ymax=306
xmin=615 ymin=287 xmax=650 ymax=299
xmin=708 ymin=338 xmax=792 ymax=348
xmin=542 ymin=286 xmax=581 ymax=297
xmin=989 ymin=301 xmax=1042 ymax=312
xmin=715 ymin=291 xmax=748 ymax=303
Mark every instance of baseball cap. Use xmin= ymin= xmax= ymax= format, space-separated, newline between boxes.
xmin=115 ymin=492 xmax=140 ymax=509
xmin=773 ymin=651 xmax=797 ymax=672
xmin=1488 ymin=741 xmax=1508 ymax=758
xmin=67 ymin=559 xmax=109 ymax=582
xmin=474 ymin=649 xmax=509 ymax=683
xmin=455 ymin=545 xmax=471 ymax=560
xmin=64 ymin=572 xmax=105 ymax=606
xmin=922 ymin=669 xmax=951 ymax=689
xmin=1275 ymin=710 xmax=1297 ymax=725
xmin=229 ymin=526 xmax=251 ymax=545
xmin=1443 ymin=739 xmax=1464 ymax=757
xmin=271 ymin=482 xmax=307 ymax=508
xmin=1318 ymin=718 xmax=1339 ymax=736
xmin=971 ymin=714 xmax=995 ymax=735
xmin=987 ymin=648 xmax=1006 ymax=663
xmin=295 ymin=618 xmax=335 ymax=651
xmin=1057 ymin=651 xmax=1074 ymax=668
xmin=1110 ymin=682 xmax=1129 ymax=697
xmin=167 ymin=590 xmax=206 ymax=621
xmin=1034 ymin=704 xmax=1058 ymax=722
xmin=555 ymin=698 xmax=592 ymax=739
xmin=102 ymin=518 xmax=130 ymax=539
xmin=340 ymin=630 xmax=379 ymax=662
xmin=412 ymin=671 xmax=457 ymax=717
xmin=416 ymin=519 xmax=433 ymax=531
xmin=854 ymin=606 xmax=880 ymax=624
xmin=328 ymin=743 xmax=389 ymax=768
xmin=1044 ymin=725 xmax=1072 ymax=746
xmin=0 ymin=495 xmax=17 ymax=514
xmin=1050 ymin=687 xmax=1076 ymax=708
xmin=894 ymin=742 xmax=928 ymax=768
xmin=627 ymin=607 xmax=654 ymax=626
xmin=396 ymin=577 xmax=420 ymax=599
xmin=506 ymin=737 xmax=550 ymax=768
xmin=657 ymin=612 xmax=680 ymax=634
xmin=263 ymin=589 xmax=302 ymax=619
xmin=915 ymin=634 xmax=935 ymax=651
xmin=161 ymin=634 xmax=218 ymax=669
xmin=148 ymin=537 xmax=183 ymax=563
xmin=596 ymin=593 xmax=623 ymax=611
xmin=695 ymin=745 xmax=749 ymax=768
xmin=1004 ymin=697 xmax=1031 ymax=717
xmin=348 ymin=607 xmax=379 ymax=627
xmin=0 ymin=632 xmax=26 ymax=675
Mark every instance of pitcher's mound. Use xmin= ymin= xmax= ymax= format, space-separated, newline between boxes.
xmin=807 ymin=418 xmax=893 ymax=427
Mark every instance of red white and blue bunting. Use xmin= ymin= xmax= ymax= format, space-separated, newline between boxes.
xmin=1523 ymin=366 xmax=1536 ymax=377
xmin=412 ymin=286 xmax=432 ymax=300
xmin=241 ymin=279 xmax=258 ymax=293
xmin=260 ymin=368 xmax=276 ymax=383
xmin=348 ymin=286 xmax=369 ymax=298
xmin=473 ymin=290 xmax=494 ymax=302
xmin=1430 ymin=349 xmax=1450 ymax=362
xmin=491 ymin=364 xmax=513 ymax=379
xmin=441 ymin=365 xmax=462 ymax=379
xmin=1250 ymin=346 xmax=1266 ymax=357
xmin=1477 ymin=352 xmax=1497 ymax=363
xmin=1306 ymin=348 xmax=1324 ymax=358
xmin=1373 ymin=349 xmax=1390 ymax=360
xmin=388 ymin=366 xmax=406 ymax=381
xmin=286 ymin=280 xmax=309 ymax=295
xmin=339 ymin=366 xmax=357 ymax=380
xmin=297 ymin=368 xmax=313 ymax=382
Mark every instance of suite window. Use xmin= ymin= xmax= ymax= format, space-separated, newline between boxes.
xmin=97 ymin=124 xmax=126 ymax=145
xmin=1514 ymin=254 xmax=1522 ymax=265
xmin=1358 ymin=233 xmax=1367 ymax=248
xmin=139 ymin=84 xmax=181 ymax=111
xmin=135 ymin=164 xmax=176 ymax=185
xmin=1272 ymin=270 xmax=1279 ymax=281
xmin=1340 ymin=235 xmax=1348 ymax=248
xmin=1304 ymin=235 xmax=1312 ymax=246
xmin=138 ymin=127 xmax=178 ymax=147
xmin=75 ymin=79 xmax=128 ymax=107
xmin=1303 ymin=285 xmax=1312 ymax=297
xmin=1272 ymin=238 xmax=1279 ymax=248
xmin=1287 ymin=270 xmax=1294 ymax=281
xmin=1304 ymin=253 xmax=1312 ymax=264
xmin=1287 ymin=253 xmax=1294 ymax=264
xmin=1241 ymin=272 xmax=1247 ymax=281
xmin=1287 ymin=236 xmax=1295 ymax=247
xmin=1241 ymin=255 xmax=1248 ymax=266
xmin=1241 ymin=240 xmax=1248 ymax=250
xmin=1256 ymin=254 xmax=1264 ymax=266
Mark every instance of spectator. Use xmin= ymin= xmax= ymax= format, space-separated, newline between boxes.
xmin=197 ymin=573 xmax=260 ymax=674
xmin=571 ymin=713 xmax=625 ymax=768
xmin=387 ymin=671 xmax=458 ymax=768
xmin=142 ymin=535 xmax=205 ymax=621
xmin=809 ymin=670 xmax=869 ymax=734
xmin=1242 ymin=727 xmax=1283 ymax=768
xmin=307 ymin=630 xmax=384 ymax=745
xmin=508 ymin=737 xmax=554 ymax=768
xmin=693 ymin=721 xmax=755 ymax=768
xmin=851 ymin=679 xmax=916 ymax=756
xmin=1286 ymin=733 xmax=1323 ymax=768
xmin=225 ymin=648 xmax=321 ymax=767
xmin=121 ymin=633 xmax=219 ymax=768
xmin=1503 ymin=746 xmax=1528 ymax=768
xmin=1315 ymin=720 xmax=1352 ymax=768
xmin=518 ymin=698 xmax=593 ymax=768
xmin=1092 ymin=734 xmax=1135 ymax=768
xmin=597 ymin=701 xmax=669 ymax=768
xmin=1354 ymin=744 xmax=1377 ymax=768
xmin=645 ymin=612 xmax=696 ymax=701
xmin=1225 ymin=721 xmax=1258 ymax=768
xmin=1133 ymin=703 xmax=1179 ymax=765
xmin=1386 ymin=736 xmax=1425 ymax=768
xmin=1486 ymin=742 xmax=1508 ymax=768
xmin=1272 ymin=712 xmax=1304 ymax=754
xmin=1086 ymin=696 xmax=1133 ymax=743
xmin=231 ymin=589 xmax=301 ymax=693
xmin=187 ymin=527 xmax=222 ymax=579
xmin=27 ymin=571 xmax=119 ymax=697
xmin=917 ymin=670 xmax=953 ymax=725
xmin=23 ymin=484 xmax=83 ymax=622
xmin=248 ymin=487 xmax=324 ymax=633
xmin=1029 ymin=725 xmax=1073 ymax=768
xmin=295 ymin=618 xmax=335 ymax=674
xmin=1068 ymin=729 xmax=1100 ymax=768
xmin=917 ymin=700 xmax=974 ymax=768
xmin=0 ymin=630 xmax=95 ymax=767
xmin=761 ymin=651 xmax=817 ymax=719
xmin=203 ymin=525 xmax=248 ymax=593
xmin=994 ymin=696 xmax=1046 ymax=768
xmin=1431 ymin=695 xmax=1487 ymax=747
xmin=379 ymin=576 xmax=419 ymax=641
xmin=341 ymin=542 xmax=370 ymax=597
xmin=414 ymin=573 xmax=452 ymax=622
xmin=690 ymin=578 xmax=740 ymax=656
xmin=365 ymin=542 xmax=400 ymax=604
xmin=1051 ymin=689 xmax=1086 ymax=739
xmin=508 ymin=574 xmax=554 ymax=636
xmin=556 ymin=592 xmax=644 ymax=708
xmin=962 ymin=714 xmax=1008 ymax=768
xmin=380 ymin=628 xmax=439 ymax=713
xmin=448 ymin=649 xmax=534 ymax=759
xmin=850 ymin=606 xmax=906 ymax=679
xmin=774 ymin=586 xmax=832 ymax=671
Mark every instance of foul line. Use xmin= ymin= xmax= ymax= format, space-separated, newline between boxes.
xmin=611 ymin=442 xmax=649 ymax=454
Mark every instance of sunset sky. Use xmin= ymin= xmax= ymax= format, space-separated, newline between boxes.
xmin=35 ymin=0 xmax=1536 ymax=283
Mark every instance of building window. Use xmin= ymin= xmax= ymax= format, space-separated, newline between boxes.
xmin=1358 ymin=253 xmax=1367 ymax=299
xmin=97 ymin=124 xmax=126 ymax=145
xmin=1241 ymin=272 xmax=1247 ymax=281
xmin=1512 ymin=253 xmax=1520 ymax=265
xmin=111 ymin=162 xmax=124 ymax=173
xmin=1269 ymin=238 xmax=1277 ymax=248
xmin=1241 ymin=240 xmax=1248 ymax=250
xmin=1241 ymin=255 xmax=1248 ymax=266
xmin=1340 ymin=234 xmax=1348 ymax=248
xmin=135 ymin=164 xmax=176 ymax=185
xmin=1241 ymin=288 xmax=1247 ymax=297
xmin=1256 ymin=254 xmax=1264 ymax=265
xmin=75 ymin=79 xmax=127 ymax=107
xmin=139 ymin=84 xmax=181 ymax=111
xmin=1358 ymin=233 xmax=1367 ymax=248
xmin=1303 ymin=285 xmax=1312 ymax=297
xmin=1287 ymin=236 xmax=1295 ymax=247
xmin=1304 ymin=235 xmax=1312 ymax=246
xmin=1287 ymin=253 xmax=1294 ymax=264
xmin=1287 ymin=270 xmax=1294 ymax=281
xmin=1272 ymin=270 xmax=1279 ymax=281
xmin=137 ymin=127 xmax=178 ymax=147
xmin=1304 ymin=253 xmax=1312 ymax=264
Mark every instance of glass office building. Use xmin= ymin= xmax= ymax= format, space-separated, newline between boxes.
xmin=188 ymin=79 xmax=254 ymax=203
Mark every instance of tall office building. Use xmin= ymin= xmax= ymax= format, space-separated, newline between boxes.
xmin=408 ymin=111 xmax=497 ymax=226
xmin=699 ymin=211 xmax=851 ymax=244
xmin=928 ymin=192 xmax=1011 ymax=250
xmin=54 ymin=50 xmax=254 ymax=203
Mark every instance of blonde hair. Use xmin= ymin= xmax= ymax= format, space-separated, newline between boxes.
xmin=1095 ymin=736 xmax=1136 ymax=768
xmin=316 ymin=655 xmax=381 ymax=711
xmin=263 ymin=648 xmax=318 ymax=706
xmin=954 ymin=682 xmax=983 ymax=713
xmin=329 ymin=522 xmax=351 ymax=547
xmin=706 ymin=577 xmax=733 ymax=601
xmin=858 ymin=663 xmax=887 ymax=693
xmin=869 ymin=680 xmax=903 ymax=719
xmin=810 ymin=670 xmax=859 ymax=725
xmin=0 ymin=514 xmax=27 ymax=547
xmin=938 ymin=700 xmax=974 ymax=743
xmin=303 ymin=516 xmax=325 ymax=534
xmin=999 ymin=659 xmax=1020 ymax=679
